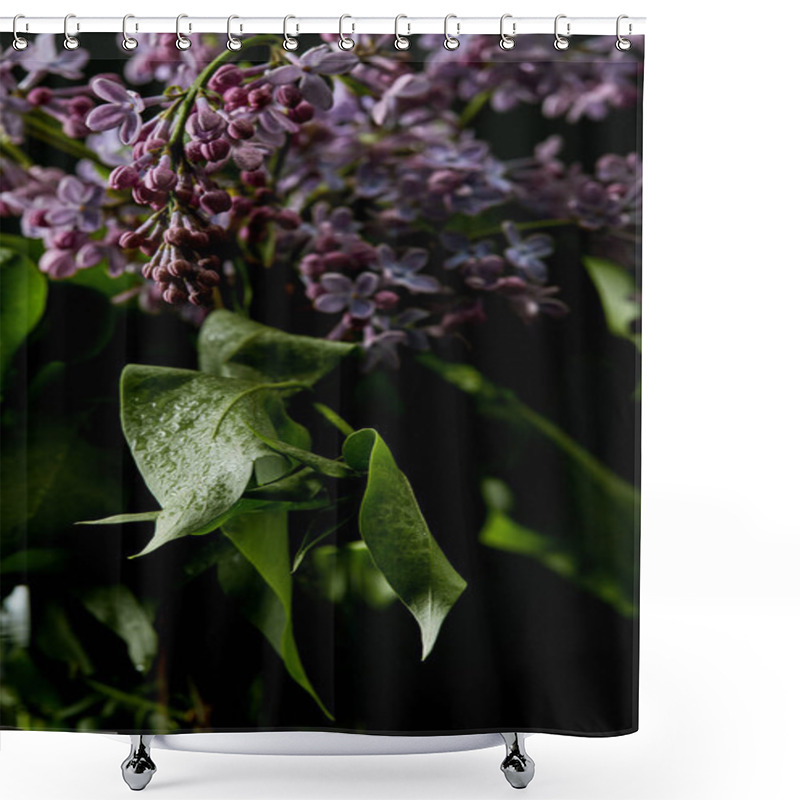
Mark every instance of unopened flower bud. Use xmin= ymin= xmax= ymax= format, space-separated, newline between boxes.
xmin=200 ymin=190 xmax=232 ymax=215
xmin=374 ymin=290 xmax=400 ymax=310
xmin=275 ymin=85 xmax=302 ymax=108
xmin=109 ymin=164 xmax=140 ymax=190
xmin=289 ymin=101 xmax=314 ymax=124
xmin=227 ymin=118 xmax=255 ymax=140
xmin=28 ymin=87 xmax=53 ymax=106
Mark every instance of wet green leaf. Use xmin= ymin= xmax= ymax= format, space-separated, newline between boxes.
xmin=249 ymin=428 xmax=357 ymax=479
xmin=0 ymin=247 xmax=47 ymax=388
xmin=198 ymin=308 xmax=357 ymax=384
xmin=583 ymin=256 xmax=641 ymax=349
xmin=479 ymin=478 xmax=638 ymax=617
xmin=0 ymin=424 xmax=119 ymax=547
xmin=118 ymin=365 xmax=294 ymax=557
xmin=342 ymin=428 xmax=466 ymax=660
xmin=220 ymin=508 xmax=333 ymax=719
xmin=79 ymin=585 xmax=158 ymax=673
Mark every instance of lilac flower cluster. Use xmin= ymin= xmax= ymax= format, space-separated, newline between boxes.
xmin=0 ymin=33 xmax=642 ymax=368
xmin=417 ymin=34 xmax=641 ymax=121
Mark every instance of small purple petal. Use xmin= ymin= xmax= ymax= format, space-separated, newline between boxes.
xmin=354 ymin=271 xmax=380 ymax=296
xmin=233 ymin=146 xmax=265 ymax=171
xmin=85 ymin=104 xmax=128 ymax=132
xmin=266 ymin=64 xmax=303 ymax=84
xmin=313 ymin=49 xmax=359 ymax=75
xmin=400 ymin=249 xmax=428 ymax=273
xmin=400 ymin=274 xmax=441 ymax=293
xmin=119 ymin=112 xmax=143 ymax=145
xmin=40 ymin=249 xmax=77 ymax=278
xmin=90 ymin=76 xmax=131 ymax=104
xmin=314 ymin=293 xmax=349 ymax=314
xmin=319 ymin=273 xmax=353 ymax=293
xmin=299 ymin=73 xmax=333 ymax=111
xmin=58 ymin=176 xmax=89 ymax=205
xmin=349 ymin=298 xmax=375 ymax=319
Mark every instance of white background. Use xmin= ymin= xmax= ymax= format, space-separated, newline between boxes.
xmin=2 ymin=1 xmax=799 ymax=798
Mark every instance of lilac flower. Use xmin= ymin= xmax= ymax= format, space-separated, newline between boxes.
xmin=266 ymin=46 xmax=359 ymax=111
xmin=85 ymin=77 xmax=145 ymax=145
xmin=373 ymin=245 xmax=441 ymax=293
xmin=371 ymin=73 xmax=431 ymax=126
xmin=441 ymin=233 xmax=496 ymax=271
xmin=313 ymin=272 xmax=380 ymax=318
xmin=46 ymin=176 xmax=104 ymax=232
xmin=16 ymin=35 xmax=89 ymax=91
xmin=502 ymin=222 xmax=554 ymax=283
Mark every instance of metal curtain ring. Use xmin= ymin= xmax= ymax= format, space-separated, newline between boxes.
xmin=443 ymin=14 xmax=460 ymax=50
xmin=554 ymin=14 xmax=570 ymax=51
xmin=63 ymin=13 xmax=79 ymax=50
xmin=339 ymin=14 xmax=355 ymax=50
xmin=121 ymin=14 xmax=138 ymax=51
xmin=499 ymin=14 xmax=516 ymax=50
xmin=175 ymin=14 xmax=191 ymax=50
xmin=227 ymin=15 xmax=242 ymax=51
xmin=283 ymin=15 xmax=299 ymax=51
xmin=616 ymin=14 xmax=632 ymax=51
xmin=394 ymin=14 xmax=410 ymax=50
xmin=12 ymin=14 xmax=28 ymax=51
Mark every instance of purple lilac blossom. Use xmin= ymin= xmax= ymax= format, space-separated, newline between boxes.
xmin=85 ymin=77 xmax=145 ymax=145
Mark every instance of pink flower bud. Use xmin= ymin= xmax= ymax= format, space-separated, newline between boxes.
xmin=208 ymin=64 xmax=244 ymax=92
xmin=200 ymin=190 xmax=232 ymax=215
xmin=145 ymin=165 xmax=177 ymax=191
xmin=276 ymin=209 xmax=302 ymax=230
xmin=119 ymin=231 xmax=143 ymax=249
xmin=201 ymin=139 xmax=231 ymax=162
xmin=247 ymin=87 xmax=273 ymax=109
xmin=223 ymin=87 xmax=248 ymax=110
xmin=275 ymin=85 xmax=302 ymax=108
xmin=289 ymin=101 xmax=314 ymax=124
xmin=374 ymin=290 xmax=400 ymax=310
xmin=28 ymin=87 xmax=53 ymax=106
xmin=227 ymin=118 xmax=255 ymax=140
xmin=163 ymin=284 xmax=188 ymax=305
xmin=184 ymin=140 xmax=204 ymax=162
xmin=109 ymin=165 xmax=140 ymax=190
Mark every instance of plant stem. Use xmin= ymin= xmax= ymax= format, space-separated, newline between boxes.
xmin=459 ymin=91 xmax=491 ymax=128
xmin=416 ymin=351 xmax=640 ymax=506
xmin=22 ymin=112 xmax=106 ymax=167
xmin=0 ymin=139 xmax=33 ymax=168
xmin=467 ymin=218 xmax=575 ymax=240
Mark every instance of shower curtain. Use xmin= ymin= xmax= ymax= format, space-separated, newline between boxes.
xmin=0 ymin=30 xmax=642 ymax=737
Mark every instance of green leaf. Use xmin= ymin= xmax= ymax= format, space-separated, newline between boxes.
xmin=0 ymin=423 xmax=120 ymax=547
xmin=0 ymin=548 xmax=67 ymax=575
xmin=64 ymin=261 xmax=142 ymax=298
xmin=0 ymin=247 xmax=48 ymax=387
xmin=342 ymin=428 xmax=467 ymax=660
xmin=582 ymin=256 xmax=641 ymax=349
xmin=417 ymin=352 xmax=639 ymax=508
xmin=77 ymin=511 xmax=161 ymax=526
xmin=119 ymin=364 xmax=296 ymax=557
xmin=220 ymin=509 xmax=333 ymax=719
xmin=36 ymin=602 xmax=93 ymax=676
xmin=479 ymin=477 xmax=638 ymax=616
xmin=312 ymin=402 xmax=355 ymax=437
xmin=198 ymin=308 xmax=357 ymax=384
xmin=79 ymin=585 xmax=159 ymax=673
xmin=248 ymin=428 xmax=357 ymax=479
xmin=479 ymin=504 xmax=637 ymax=617
xmin=310 ymin=541 xmax=396 ymax=609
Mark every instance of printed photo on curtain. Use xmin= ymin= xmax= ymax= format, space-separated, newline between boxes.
xmin=0 ymin=22 xmax=643 ymax=768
